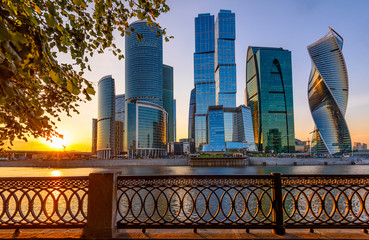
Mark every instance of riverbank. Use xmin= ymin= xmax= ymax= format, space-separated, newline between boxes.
xmin=0 ymin=156 xmax=361 ymax=168
xmin=0 ymin=158 xmax=189 ymax=168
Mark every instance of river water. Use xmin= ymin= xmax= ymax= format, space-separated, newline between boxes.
xmin=1 ymin=164 xmax=369 ymax=177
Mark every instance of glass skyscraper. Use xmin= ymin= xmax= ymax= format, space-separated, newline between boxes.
xmin=163 ymin=64 xmax=175 ymax=142
xmin=125 ymin=20 xmax=163 ymax=107
xmin=246 ymin=47 xmax=295 ymax=153
xmin=307 ymin=27 xmax=351 ymax=154
xmin=125 ymin=20 xmax=167 ymax=157
xmin=188 ymin=88 xmax=196 ymax=142
xmin=97 ymin=75 xmax=115 ymax=159
xmin=194 ymin=13 xmax=215 ymax=147
xmin=215 ymin=10 xmax=236 ymax=108
xmin=91 ymin=118 xmax=97 ymax=154
xmin=115 ymin=94 xmax=125 ymax=153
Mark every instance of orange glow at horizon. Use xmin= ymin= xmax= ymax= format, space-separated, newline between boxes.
xmin=46 ymin=135 xmax=68 ymax=151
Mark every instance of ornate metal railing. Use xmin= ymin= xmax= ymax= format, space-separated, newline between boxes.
xmin=117 ymin=174 xmax=369 ymax=232
xmin=116 ymin=175 xmax=277 ymax=230
xmin=0 ymin=177 xmax=88 ymax=229
xmin=282 ymin=175 xmax=369 ymax=228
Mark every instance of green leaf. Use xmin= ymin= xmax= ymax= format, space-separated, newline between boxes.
xmin=50 ymin=70 xmax=63 ymax=84
xmin=86 ymin=86 xmax=95 ymax=95
xmin=0 ymin=20 xmax=11 ymax=41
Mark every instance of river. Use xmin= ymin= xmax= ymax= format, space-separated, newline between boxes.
xmin=1 ymin=164 xmax=369 ymax=177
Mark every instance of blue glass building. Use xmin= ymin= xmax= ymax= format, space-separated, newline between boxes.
xmin=125 ymin=20 xmax=163 ymax=106
xmin=307 ymin=27 xmax=351 ymax=154
xmin=215 ymin=10 xmax=236 ymax=108
xmin=203 ymin=105 xmax=256 ymax=152
xmin=194 ymin=13 xmax=215 ymax=147
xmin=246 ymin=47 xmax=295 ymax=153
xmin=125 ymin=20 xmax=168 ymax=157
xmin=97 ymin=75 xmax=115 ymax=159
xmin=163 ymin=64 xmax=175 ymax=142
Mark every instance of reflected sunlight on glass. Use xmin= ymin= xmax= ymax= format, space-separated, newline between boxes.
xmin=50 ymin=170 xmax=62 ymax=177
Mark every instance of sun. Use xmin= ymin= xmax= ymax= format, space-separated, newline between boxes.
xmin=47 ymin=135 xmax=67 ymax=150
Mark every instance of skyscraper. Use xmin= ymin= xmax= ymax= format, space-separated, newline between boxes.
xmin=215 ymin=10 xmax=236 ymax=108
xmin=194 ymin=13 xmax=215 ymax=147
xmin=97 ymin=75 xmax=115 ymax=159
xmin=246 ymin=47 xmax=295 ymax=153
xmin=163 ymin=64 xmax=175 ymax=142
xmin=115 ymin=94 xmax=125 ymax=153
xmin=307 ymin=27 xmax=351 ymax=154
xmin=125 ymin=20 xmax=168 ymax=157
xmin=91 ymin=118 xmax=97 ymax=154
xmin=188 ymin=88 xmax=196 ymax=141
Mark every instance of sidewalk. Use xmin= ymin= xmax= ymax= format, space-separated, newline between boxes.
xmin=0 ymin=228 xmax=368 ymax=239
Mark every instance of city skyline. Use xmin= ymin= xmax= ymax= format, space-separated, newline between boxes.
xmin=8 ymin=0 xmax=369 ymax=151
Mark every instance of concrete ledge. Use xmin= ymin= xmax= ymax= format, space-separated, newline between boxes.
xmin=1 ymin=228 xmax=368 ymax=239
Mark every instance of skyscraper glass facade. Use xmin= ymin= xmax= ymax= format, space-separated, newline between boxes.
xmin=115 ymin=94 xmax=125 ymax=153
xmin=91 ymin=118 xmax=97 ymax=154
xmin=125 ymin=20 xmax=167 ymax=157
xmin=188 ymin=88 xmax=196 ymax=141
xmin=125 ymin=20 xmax=163 ymax=106
xmin=125 ymin=101 xmax=167 ymax=157
xmin=204 ymin=105 xmax=256 ymax=152
xmin=163 ymin=64 xmax=175 ymax=142
xmin=97 ymin=75 xmax=115 ymax=159
xmin=215 ymin=10 xmax=236 ymax=108
xmin=246 ymin=47 xmax=295 ymax=153
xmin=307 ymin=27 xmax=351 ymax=154
xmin=194 ymin=13 xmax=215 ymax=147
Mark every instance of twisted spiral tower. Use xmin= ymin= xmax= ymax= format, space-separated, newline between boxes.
xmin=307 ymin=27 xmax=351 ymax=154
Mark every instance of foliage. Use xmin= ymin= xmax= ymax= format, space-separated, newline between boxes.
xmin=0 ymin=0 xmax=170 ymax=149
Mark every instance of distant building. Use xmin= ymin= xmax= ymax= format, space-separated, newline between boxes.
xmin=115 ymin=94 xmax=125 ymax=153
xmin=308 ymin=27 xmax=351 ymax=154
xmin=188 ymin=88 xmax=196 ymax=143
xmin=246 ymin=46 xmax=295 ymax=153
xmin=354 ymin=142 xmax=362 ymax=151
xmin=91 ymin=118 xmax=97 ymax=154
xmin=125 ymin=20 xmax=167 ymax=157
xmin=163 ymin=65 xmax=175 ymax=142
xmin=203 ymin=105 xmax=256 ymax=152
xmin=97 ymin=75 xmax=115 ymax=159
xmin=363 ymin=143 xmax=368 ymax=151
xmin=173 ymin=99 xmax=176 ymax=141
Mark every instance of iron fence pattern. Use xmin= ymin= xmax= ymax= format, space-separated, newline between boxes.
xmin=0 ymin=177 xmax=88 ymax=228
xmin=282 ymin=175 xmax=369 ymax=228
xmin=117 ymin=175 xmax=275 ymax=228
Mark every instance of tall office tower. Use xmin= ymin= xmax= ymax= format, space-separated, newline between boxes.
xmin=188 ymin=88 xmax=196 ymax=141
xmin=115 ymin=94 xmax=125 ymax=153
xmin=163 ymin=64 xmax=175 ymax=142
xmin=246 ymin=47 xmax=295 ymax=153
xmin=215 ymin=10 xmax=236 ymax=108
xmin=194 ymin=13 xmax=215 ymax=147
xmin=173 ymin=99 xmax=176 ymax=141
xmin=363 ymin=143 xmax=368 ymax=151
xmin=97 ymin=75 xmax=115 ymax=159
xmin=307 ymin=27 xmax=351 ymax=154
xmin=91 ymin=118 xmax=97 ymax=154
xmin=125 ymin=20 xmax=167 ymax=157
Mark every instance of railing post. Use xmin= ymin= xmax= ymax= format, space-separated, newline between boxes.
xmin=83 ymin=171 xmax=120 ymax=239
xmin=271 ymin=172 xmax=285 ymax=235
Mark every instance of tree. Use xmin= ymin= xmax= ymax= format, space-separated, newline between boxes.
xmin=0 ymin=0 xmax=170 ymax=149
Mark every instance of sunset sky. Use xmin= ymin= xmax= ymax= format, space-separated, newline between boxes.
xmin=10 ymin=0 xmax=369 ymax=151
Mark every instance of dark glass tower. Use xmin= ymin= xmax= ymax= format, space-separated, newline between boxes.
xmin=194 ymin=13 xmax=215 ymax=147
xmin=307 ymin=27 xmax=351 ymax=154
xmin=115 ymin=94 xmax=125 ymax=153
xmin=163 ymin=64 xmax=175 ymax=142
xmin=97 ymin=75 xmax=115 ymax=159
xmin=188 ymin=88 xmax=196 ymax=142
xmin=246 ymin=47 xmax=295 ymax=153
xmin=125 ymin=20 xmax=167 ymax=157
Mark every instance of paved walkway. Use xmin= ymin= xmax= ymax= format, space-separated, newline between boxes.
xmin=0 ymin=228 xmax=368 ymax=239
